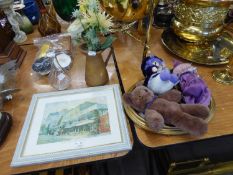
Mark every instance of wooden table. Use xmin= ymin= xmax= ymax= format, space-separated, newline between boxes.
xmin=0 ymin=29 xmax=132 ymax=175
xmin=115 ymin=28 xmax=233 ymax=148
xmin=1 ymin=25 xmax=233 ymax=174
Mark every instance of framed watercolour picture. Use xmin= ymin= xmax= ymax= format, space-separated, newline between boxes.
xmin=11 ymin=84 xmax=131 ymax=167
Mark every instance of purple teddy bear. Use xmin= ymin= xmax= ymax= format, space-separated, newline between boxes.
xmin=173 ymin=62 xmax=211 ymax=106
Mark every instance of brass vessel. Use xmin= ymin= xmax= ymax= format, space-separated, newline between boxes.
xmin=172 ymin=0 xmax=232 ymax=43
xmin=99 ymin=0 xmax=150 ymax=22
xmin=161 ymin=30 xmax=233 ymax=65
xmin=100 ymin=0 xmax=159 ymax=59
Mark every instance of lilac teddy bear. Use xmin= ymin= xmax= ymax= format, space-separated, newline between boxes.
xmin=173 ymin=62 xmax=211 ymax=106
xmin=141 ymin=55 xmax=179 ymax=94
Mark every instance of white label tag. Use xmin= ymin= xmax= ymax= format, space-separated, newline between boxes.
xmin=88 ymin=51 xmax=96 ymax=56
xmin=74 ymin=141 xmax=83 ymax=148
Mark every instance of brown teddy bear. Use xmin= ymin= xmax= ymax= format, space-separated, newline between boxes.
xmin=123 ymin=86 xmax=210 ymax=136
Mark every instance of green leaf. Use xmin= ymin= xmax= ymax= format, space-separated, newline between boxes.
xmin=84 ymin=28 xmax=101 ymax=51
xmin=101 ymin=35 xmax=116 ymax=50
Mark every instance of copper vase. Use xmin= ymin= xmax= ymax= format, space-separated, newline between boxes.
xmin=83 ymin=50 xmax=109 ymax=87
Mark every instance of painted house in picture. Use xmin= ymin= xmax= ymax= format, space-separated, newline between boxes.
xmin=38 ymin=101 xmax=111 ymax=144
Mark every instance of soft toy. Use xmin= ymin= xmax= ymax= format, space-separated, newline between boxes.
xmin=141 ymin=55 xmax=179 ymax=94
xmin=173 ymin=63 xmax=211 ymax=106
xmin=123 ymin=86 xmax=210 ymax=136
xmin=141 ymin=55 xmax=165 ymax=77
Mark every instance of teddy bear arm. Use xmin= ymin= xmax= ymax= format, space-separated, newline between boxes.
xmin=123 ymin=93 xmax=145 ymax=112
xmin=180 ymin=104 xmax=210 ymax=119
xmin=158 ymin=89 xmax=182 ymax=102
xmin=145 ymin=109 xmax=165 ymax=132
xmin=171 ymin=112 xmax=208 ymax=136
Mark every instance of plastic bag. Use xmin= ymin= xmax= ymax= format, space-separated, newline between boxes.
xmin=49 ymin=55 xmax=71 ymax=90
xmin=32 ymin=33 xmax=73 ymax=76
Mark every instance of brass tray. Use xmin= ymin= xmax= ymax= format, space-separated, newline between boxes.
xmin=161 ymin=30 xmax=233 ymax=65
xmin=123 ymin=84 xmax=215 ymax=135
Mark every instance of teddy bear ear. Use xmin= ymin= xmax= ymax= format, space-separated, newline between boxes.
xmin=123 ymin=93 xmax=133 ymax=105
xmin=135 ymin=80 xmax=144 ymax=87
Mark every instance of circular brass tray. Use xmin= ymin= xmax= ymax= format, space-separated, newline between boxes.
xmin=184 ymin=0 xmax=233 ymax=7
xmin=123 ymin=84 xmax=215 ymax=135
xmin=161 ymin=30 xmax=232 ymax=65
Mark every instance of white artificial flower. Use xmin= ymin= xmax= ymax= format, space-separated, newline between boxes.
xmin=82 ymin=10 xmax=113 ymax=32
xmin=72 ymin=9 xmax=81 ymax=18
xmin=67 ymin=19 xmax=84 ymax=40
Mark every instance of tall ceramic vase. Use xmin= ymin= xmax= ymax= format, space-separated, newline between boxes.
xmin=83 ymin=51 xmax=109 ymax=87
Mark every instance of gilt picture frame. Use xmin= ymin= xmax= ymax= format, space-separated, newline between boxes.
xmin=11 ymin=84 xmax=131 ymax=167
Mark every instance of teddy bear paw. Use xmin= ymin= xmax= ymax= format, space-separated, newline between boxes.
xmin=191 ymin=122 xmax=208 ymax=137
xmin=145 ymin=110 xmax=165 ymax=132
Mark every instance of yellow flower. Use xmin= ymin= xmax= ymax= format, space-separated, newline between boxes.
xmin=82 ymin=10 xmax=113 ymax=32
xmin=96 ymin=11 xmax=114 ymax=31
xmin=78 ymin=0 xmax=99 ymax=12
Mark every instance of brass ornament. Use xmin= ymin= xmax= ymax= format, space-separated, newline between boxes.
xmin=123 ymin=82 xmax=215 ymax=135
xmin=172 ymin=1 xmax=229 ymax=43
xmin=183 ymin=0 xmax=233 ymax=7
xmin=99 ymin=0 xmax=159 ymax=59
xmin=212 ymin=33 xmax=233 ymax=84
xmin=212 ymin=69 xmax=233 ymax=84
xmin=99 ymin=0 xmax=150 ymax=22
xmin=212 ymin=56 xmax=233 ymax=84
xmin=161 ymin=30 xmax=232 ymax=65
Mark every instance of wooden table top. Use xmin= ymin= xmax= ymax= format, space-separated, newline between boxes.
xmin=1 ymin=24 xmax=233 ymax=174
xmin=115 ymin=28 xmax=233 ymax=148
xmin=0 ymin=29 xmax=132 ymax=175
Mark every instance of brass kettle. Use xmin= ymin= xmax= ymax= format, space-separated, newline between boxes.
xmin=99 ymin=0 xmax=152 ymax=22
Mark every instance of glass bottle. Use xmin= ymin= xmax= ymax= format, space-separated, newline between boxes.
xmin=45 ymin=0 xmax=57 ymax=19
xmin=36 ymin=0 xmax=61 ymax=36
xmin=49 ymin=55 xmax=71 ymax=90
